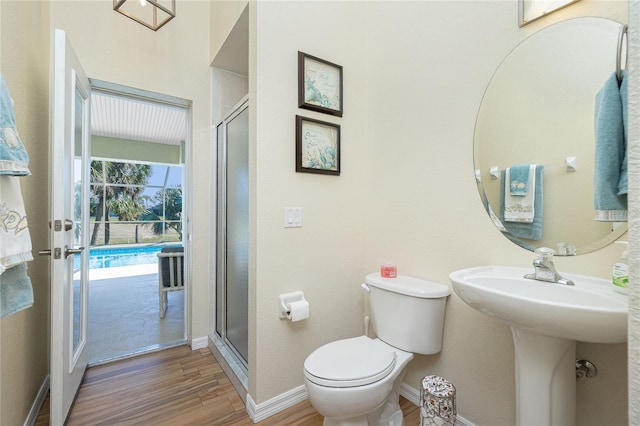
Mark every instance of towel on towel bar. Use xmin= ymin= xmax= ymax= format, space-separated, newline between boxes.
xmin=500 ymin=165 xmax=544 ymax=241
xmin=0 ymin=176 xmax=33 ymax=274
xmin=618 ymin=70 xmax=628 ymax=196
xmin=0 ymin=262 xmax=33 ymax=319
xmin=594 ymin=71 xmax=627 ymax=221
xmin=0 ymin=74 xmax=30 ymax=176
xmin=503 ymin=165 xmax=537 ymax=223
xmin=509 ymin=164 xmax=531 ymax=196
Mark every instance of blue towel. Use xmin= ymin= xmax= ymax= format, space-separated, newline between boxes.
xmin=500 ymin=165 xmax=544 ymax=241
xmin=0 ymin=262 xmax=33 ymax=319
xmin=509 ymin=164 xmax=530 ymax=196
xmin=0 ymin=74 xmax=30 ymax=176
xmin=594 ymin=71 xmax=627 ymax=221
xmin=618 ymin=70 xmax=628 ymax=195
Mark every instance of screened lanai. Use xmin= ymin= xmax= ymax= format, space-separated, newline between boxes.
xmin=73 ymin=87 xmax=189 ymax=363
xmin=85 ymin=89 xmax=187 ymax=248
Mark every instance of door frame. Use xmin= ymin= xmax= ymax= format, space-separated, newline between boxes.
xmin=88 ymin=79 xmax=193 ymax=348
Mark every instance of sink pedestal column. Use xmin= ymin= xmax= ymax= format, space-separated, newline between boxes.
xmin=511 ymin=328 xmax=576 ymax=426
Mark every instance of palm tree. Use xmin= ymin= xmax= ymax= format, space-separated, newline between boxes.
xmin=89 ymin=160 xmax=152 ymax=245
xmin=141 ymin=187 xmax=183 ymax=241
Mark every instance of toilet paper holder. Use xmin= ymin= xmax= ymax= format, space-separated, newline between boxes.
xmin=279 ymin=291 xmax=307 ymax=319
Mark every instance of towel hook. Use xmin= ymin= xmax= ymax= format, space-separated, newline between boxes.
xmin=616 ymin=24 xmax=628 ymax=85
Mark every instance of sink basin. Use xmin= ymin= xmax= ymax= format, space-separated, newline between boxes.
xmin=450 ymin=265 xmax=628 ymax=425
xmin=449 ymin=265 xmax=628 ymax=343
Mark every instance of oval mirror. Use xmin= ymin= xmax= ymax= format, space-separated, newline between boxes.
xmin=474 ymin=17 xmax=627 ymax=255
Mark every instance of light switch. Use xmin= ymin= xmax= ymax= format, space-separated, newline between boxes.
xmin=285 ymin=207 xmax=303 ymax=228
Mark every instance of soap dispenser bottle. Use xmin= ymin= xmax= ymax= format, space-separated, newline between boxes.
xmin=612 ymin=241 xmax=629 ymax=295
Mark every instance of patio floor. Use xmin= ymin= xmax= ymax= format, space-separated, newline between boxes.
xmin=87 ymin=264 xmax=185 ymax=363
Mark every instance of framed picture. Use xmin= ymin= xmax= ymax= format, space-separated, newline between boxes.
xmin=518 ymin=0 xmax=580 ymax=26
xmin=296 ymin=115 xmax=340 ymax=175
xmin=298 ymin=52 xmax=343 ymax=117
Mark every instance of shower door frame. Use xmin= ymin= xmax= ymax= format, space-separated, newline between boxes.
xmin=212 ymin=96 xmax=250 ymax=390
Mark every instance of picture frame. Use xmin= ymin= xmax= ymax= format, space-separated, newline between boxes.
xmin=296 ymin=115 xmax=340 ymax=176
xmin=518 ymin=0 xmax=580 ymax=26
xmin=298 ymin=51 xmax=343 ymax=117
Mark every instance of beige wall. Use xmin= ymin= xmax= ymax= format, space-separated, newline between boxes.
xmin=250 ymin=0 xmax=370 ymax=402
xmin=0 ymin=1 xmax=51 ymax=425
xmin=245 ymin=1 xmax=630 ymax=425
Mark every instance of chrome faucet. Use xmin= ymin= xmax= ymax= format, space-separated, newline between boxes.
xmin=524 ymin=247 xmax=575 ymax=286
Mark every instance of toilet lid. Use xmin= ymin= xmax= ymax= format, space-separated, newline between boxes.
xmin=304 ymin=336 xmax=396 ymax=388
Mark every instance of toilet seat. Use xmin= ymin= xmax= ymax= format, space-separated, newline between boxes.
xmin=304 ymin=336 xmax=397 ymax=388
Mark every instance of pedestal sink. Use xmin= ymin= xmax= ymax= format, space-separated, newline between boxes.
xmin=449 ymin=265 xmax=628 ymax=426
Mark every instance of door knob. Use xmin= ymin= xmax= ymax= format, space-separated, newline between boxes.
xmin=65 ymin=246 xmax=85 ymax=258
xmin=49 ymin=219 xmax=74 ymax=231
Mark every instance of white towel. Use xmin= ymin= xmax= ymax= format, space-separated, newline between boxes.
xmin=488 ymin=204 xmax=507 ymax=232
xmin=503 ymin=165 xmax=536 ymax=223
xmin=0 ymin=74 xmax=31 ymax=176
xmin=0 ymin=176 xmax=33 ymax=274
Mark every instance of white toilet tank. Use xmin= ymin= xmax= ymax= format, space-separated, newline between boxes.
xmin=364 ymin=272 xmax=450 ymax=355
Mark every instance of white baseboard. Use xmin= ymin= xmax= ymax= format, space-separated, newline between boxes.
xmin=191 ymin=336 xmax=208 ymax=350
xmin=244 ymin=380 xmax=474 ymax=425
xmin=400 ymin=382 xmax=475 ymax=426
xmin=400 ymin=381 xmax=421 ymax=405
xmin=24 ymin=375 xmax=49 ymax=426
xmin=246 ymin=385 xmax=308 ymax=423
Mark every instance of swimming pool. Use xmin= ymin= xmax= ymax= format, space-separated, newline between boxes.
xmin=74 ymin=245 xmax=182 ymax=270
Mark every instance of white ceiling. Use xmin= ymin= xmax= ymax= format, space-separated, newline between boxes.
xmin=90 ymin=91 xmax=186 ymax=146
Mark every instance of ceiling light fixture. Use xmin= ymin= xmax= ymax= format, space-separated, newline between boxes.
xmin=113 ymin=0 xmax=175 ymax=31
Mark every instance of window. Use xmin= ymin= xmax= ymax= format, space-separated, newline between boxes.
xmin=87 ymin=159 xmax=183 ymax=246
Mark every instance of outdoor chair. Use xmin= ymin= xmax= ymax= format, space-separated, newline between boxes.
xmin=157 ymin=246 xmax=184 ymax=318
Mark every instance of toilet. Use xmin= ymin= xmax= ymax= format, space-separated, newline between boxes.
xmin=304 ymin=272 xmax=450 ymax=426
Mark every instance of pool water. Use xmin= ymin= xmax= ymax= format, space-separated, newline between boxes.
xmin=74 ymin=245 xmax=181 ymax=270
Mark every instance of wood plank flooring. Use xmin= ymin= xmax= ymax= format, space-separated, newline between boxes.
xmin=36 ymin=345 xmax=420 ymax=425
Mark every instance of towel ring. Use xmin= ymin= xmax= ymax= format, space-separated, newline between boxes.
xmin=616 ymin=24 xmax=628 ymax=84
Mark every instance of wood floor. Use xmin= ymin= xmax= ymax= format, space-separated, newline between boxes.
xmin=36 ymin=345 xmax=420 ymax=425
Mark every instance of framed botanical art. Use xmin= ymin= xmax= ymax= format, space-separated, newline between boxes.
xmin=296 ymin=115 xmax=340 ymax=175
xmin=298 ymin=51 xmax=343 ymax=117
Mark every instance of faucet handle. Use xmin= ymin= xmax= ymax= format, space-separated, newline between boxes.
xmin=534 ymin=247 xmax=555 ymax=260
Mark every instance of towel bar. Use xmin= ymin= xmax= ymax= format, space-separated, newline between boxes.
xmin=616 ymin=24 xmax=627 ymax=85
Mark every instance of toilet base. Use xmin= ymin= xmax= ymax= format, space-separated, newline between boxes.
xmin=322 ymin=406 xmax=404 ymax=426
xmin=323 ymin=416 xmax=368 ymax=426
xmin=321 ymin=370 xmax=406 ymax=426
xmin=368 ymin=374 xmax=405 ymax=426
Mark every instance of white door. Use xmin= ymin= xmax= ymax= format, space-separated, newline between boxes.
xmin=48 ymin=28 xmax=91 ymax=425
